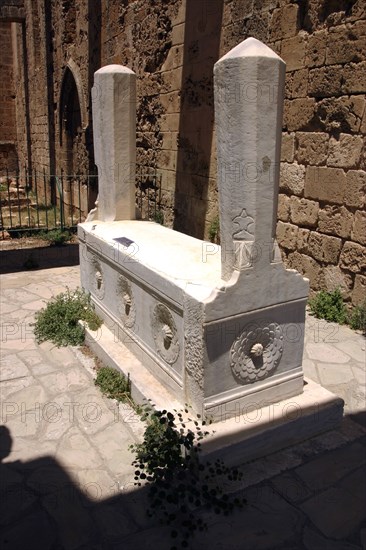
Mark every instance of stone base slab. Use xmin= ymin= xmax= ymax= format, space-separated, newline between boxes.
xmin=85 ymin=323 xmax=344 ymax=467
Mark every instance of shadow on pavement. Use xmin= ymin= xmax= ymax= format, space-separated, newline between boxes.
xmin=1 ymin=412 xmax=366 ymax=550
xmin=0 ymin=243 xmax=79 ymax=274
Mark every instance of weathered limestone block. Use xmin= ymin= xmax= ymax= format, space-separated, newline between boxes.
xmin=351 ymin=211 xmax=366 ymax=245
xmin=90 ymin=65 xmax=136 ymax=222
xmin=280 ymin=162 xmax=305 ymax=195
xmin=291 ymin=68 xmax=308 ymax=98
xmin=340 ymin=242 xmax=366 ymax=273
xmin=276 ymin=221 xmax=298 ymax=250
xmin=296 ymin=132 xmax=328 ymax=165
xmin=308 ymin=232 xmax=342 ymax=264
xmin=281 ymin=133 xmax=295 ymax=162
xmin=297 ymin=228 xmax=310 ymax=253
xmin=305 ymin=166 xmax=346 ymax=204
xmin=318 ymin=206 xmax=354 ymax=239
xmin=290 ymin=197 xmax=319 ymax=227
xmin=323 ymin=266 xmax=354 ymax=300
xmin=342 ymin=61 xmax=366 ymax=94
xmin=316 ymin=96 xmax=365 ymax=133
xmin=326 ymin=26 xmax=366 ymax=65
xmin=269 ymin=4 xmax=299 ymax=40
xmin=328 ymin=134 xmax=363 ymax=169
xmin=287 ymin=251 xmax=322 ymax=290
xmin=283 ymin=98 xmax=316 ymax=131
xmin=352 ymin=274 xmax=366 ymax=306
xmin=277 ymin=193 xmax=290 ymax=222
xmin=306 ymin=31 xmax=326 ymax=68
xmin=281 ymin=33 xmax=307 ymax=71
xmin=345 ymin=170 xmax=366 ymax=208
xmin=308 ymin=66 xmax=343 ymax=98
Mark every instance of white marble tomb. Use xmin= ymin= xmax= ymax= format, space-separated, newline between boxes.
xmin=79 ymin=39 xmax=312 ymax=421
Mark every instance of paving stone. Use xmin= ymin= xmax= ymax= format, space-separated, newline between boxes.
xmin=0 ymin=337 xmax=37 ymax=351
xmin=42 ymin=394 xmax=74 ymax=441
xmin=334 ymin=340 xmax=366 ymax=363
xmin=302 ymin=525 xmax=362 ymax=550
xmin=39 ymin=367 xmax=92 ymax=398
xmin=42 ymin=486 xmax=97 ymax=550
xmin=0 ymin=483 xmax=37 ymax=527
xmin=352 ymin=366 xmax=366 ymax=386
xmin=74 ymin=468 xmax=118 ymax=502
xmin=299 ymin=466 xmax=366 ymax=539
xmin=307 ymin=343 xmax=350 ymax=363
xmin=317 ymin=363 xmax=355 ymax=386
xmin=92 ymin=501 xmax=138 ymax=542
xmin=302 ymin=358 xmax=320 ymax=383
xmin=0 ymin=375 xmax=35 ymax=400
xmin=4 ymin=438 xmax=56 ymax=463
xmin=22 ymin=299 xmax=47 ymax=311
xmin=38 ymin=341 xmax=79 ymax=367
xmin=55 ymin=426 xmax=104 ymax=470
xmin=17 ymin=350 xmax=43 ymax=367
xmin=295 ymin=441 xmax=366 ymax=492
xmin=0 ymin=302 xmax=19 ymax=314
xmin=25 ymin=283 xmax=54 ymax=299
xmin=70 ymin=387 xmax=117 ymax=435
xmin=0 ymin=510 xmax=56 ymax=550
xmin=271 ymin=471 xmax=313 ymax=503
xmin=26 ymin=459 xmax=80 ymax=495
xmin=3 ymin=288 xmax=41 ymax=304
xmin=92 ymin=423 xmax=136 ymax=476
xmin=0 ymin=354 xmax=30 ymax=380
xmin=30 ymin=362 xmax=59 ymax=375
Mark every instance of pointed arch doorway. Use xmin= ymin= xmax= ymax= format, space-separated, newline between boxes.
xmin=59 ymin=61 xmax=94 ymax=222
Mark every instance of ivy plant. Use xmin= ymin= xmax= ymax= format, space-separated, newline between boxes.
xmin=130 ymin=406 xmax=245 ymax=549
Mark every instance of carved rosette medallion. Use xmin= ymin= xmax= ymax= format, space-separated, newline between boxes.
xmin=230 ymin=321 xmax=283 ymax=384
xmin=117 ymin=275 xmax=136 ymax=328
xmin=91 ymin=257 xmax=105 ymax=299
xmin=152 ymin=303 xmax=180 ymax=365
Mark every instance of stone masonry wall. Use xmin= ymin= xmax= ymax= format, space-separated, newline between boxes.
xmin=7 ymin=0 xmax=366 ymax=303
xmin=99 ymin=0 xmax=366 ymax=304
xmin=0 ymin=21 xmax=18 ymax=172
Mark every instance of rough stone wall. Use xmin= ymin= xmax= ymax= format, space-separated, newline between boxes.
xmin=21 ymin=0 xmax=50 ymax=174
xmin=0 ymin=21 xmax=18 ymax=172
xmin=5 ymin=0 xmax=366 ymax=303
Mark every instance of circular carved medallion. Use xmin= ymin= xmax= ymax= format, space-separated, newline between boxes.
xmin=230 ymin=321 xmax=283 ymax=384
xmin=152 ymin=303 xmax=180 ymax=365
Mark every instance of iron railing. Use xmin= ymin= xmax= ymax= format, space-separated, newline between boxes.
xmin=0 ymin=165 xmax=163 ymax=238
xmin=0 ymin=168 xmax=97 ymax=237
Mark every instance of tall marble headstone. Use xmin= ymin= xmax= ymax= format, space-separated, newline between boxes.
xmin=91 ymin=65 xmax=136 ymax=221
xmin=215 ymin=38 xmax=284 ymax=279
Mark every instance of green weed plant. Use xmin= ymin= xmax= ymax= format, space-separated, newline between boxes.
xmin=33 ymin=288 xmax=102 ymax=347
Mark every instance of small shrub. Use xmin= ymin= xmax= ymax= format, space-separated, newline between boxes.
xmin=349 ymin=300 xmax=366 ymax=334
xmin=130 ymin=406 xmax=245 ymax=548
xmin=33 ymin=288 xmax=102 ymax=346
xmin=208 ymin=216 xmax=220 ymax=243
xmin=95 ymin=366 xmax=131 ymax=402
xmin=152 ymin=210 xmax=164 ymax=225
xmin=308 ymin=288 xmax=348 ymax=324
xmin=40 ymin=229 xmax=72 ymax=246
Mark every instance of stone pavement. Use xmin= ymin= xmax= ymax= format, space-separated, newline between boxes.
xmin=0 ymin=265 xmax=365 ymax=550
